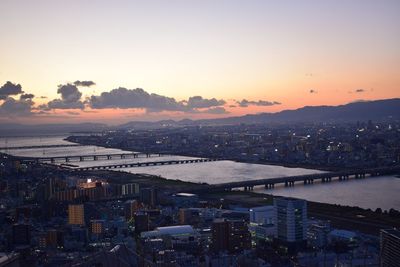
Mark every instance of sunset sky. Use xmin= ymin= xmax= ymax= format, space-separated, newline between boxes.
xmin=0 ymin=0 xmax=399 ymax=124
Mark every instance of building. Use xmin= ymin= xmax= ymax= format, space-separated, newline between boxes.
xmin=211 ymin=219 xmax=229 ymax=252
xmin=249 ymin=205 xmax=274 ymax=225
xmin=328 ymin=229 xmax=357 ymax=244
xmin=248 ymin=205 xmax=276 ymax=244
xmin=12 ymin=224 xmax=31 ymax=246
xmin=172 ymin=193 xmax=199 ymax=208
xmin=307 ymin=220 xmax=331 ymax=249
xmin=124 ymin=200 xmax=139 ymax=221
xmin=179 ymin=208 xmax=200 ymax=225
xmin=46 ymin=229 xmax=64 ymax=248
xmin=141 ymin=225 xmax=200 ymax=253
xmin=91 ymin=220 xmax=105 ymax=235
xmin=140 ymin=187 xmax=158 ymax=207
xmin=134 ymin=212 xmax=150 ymax=234
xmin=380 ymin=228 xmax=400 ymax=267
xmin=274 ymin=197 xmax=307 ymax=246
xmin=211 ymin=218 xmax=251 ymax=254
xmin=0 ymin=252 xmax=20 ymax=267
xmin=68 ymin=204 xmax=85 ymax=226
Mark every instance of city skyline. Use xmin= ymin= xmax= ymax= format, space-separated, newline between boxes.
xmin=1 ymin=0 xmax=399 ymax=124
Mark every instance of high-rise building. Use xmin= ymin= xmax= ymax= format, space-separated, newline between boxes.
xmin=274 ymin=197 xmax=307 ymax=245
xmin=227 ymin=220 xmax=252 ymax=253
xmin=68 ymin=204 xmax=85 ymax=226
xmin=211 ymin=218 xmax=251 ymax=253
xmin=140 ymin=187 xmax=158 ymax=207
xmin=211 ymin=219 xmax=229 ymax=252
xmin=380 ymin=228 xmax=400 ymax=267
xmin=124 ymin=200 xmax=139 ymax=221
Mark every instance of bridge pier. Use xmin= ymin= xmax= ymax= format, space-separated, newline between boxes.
xmin=79 ymin=156 xmax=84 ymax=161
xmin=285 ymin=181 xmax=295 ymax=187
xmin=264 ymin=183 xmax=274 ymax=189
xmin=94 ymin=156 xmax=98 ymax=161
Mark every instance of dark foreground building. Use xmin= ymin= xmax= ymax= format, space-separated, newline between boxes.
xmin=380 ymin=228 xmax=400 ymax=267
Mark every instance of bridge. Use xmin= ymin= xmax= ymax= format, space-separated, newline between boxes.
xmin=18 ymin=152 xmax=166 ymax=163
xmin=190 ymin=166 xmax=400 ymax=193
xmin=69 ymin=158 xmax=220 ymax=171
xmin=0 ymin=144 xmax=82 ymax=150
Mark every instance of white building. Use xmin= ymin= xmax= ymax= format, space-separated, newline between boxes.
xmin=249 ymin=205 xmax=275 ymax=225
xmin=274 ymin=197 xmax=307 ymax=243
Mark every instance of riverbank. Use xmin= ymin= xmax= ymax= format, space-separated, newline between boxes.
xmin=64 ymin=136 xmax=338 ymax=172
xmin=200 ymin=190 xmax=400 ymax=236
xmin=72 ymin=167 xmax=400 ymax=236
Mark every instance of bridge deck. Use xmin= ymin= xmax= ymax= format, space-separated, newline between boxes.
xmin=0 ymin=144 xmax=82 ymax=150
xmin=191 ymin=166 xmax=400 ymax=193
xmin=67 ymin=158 xmax=220 ymax=171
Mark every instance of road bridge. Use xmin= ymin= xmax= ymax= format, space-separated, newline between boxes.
xmin=0 ymin=144 xmax=82 ymax=150
xmin=69 ymin=158 xmax=220 ymax=171
xmin=19 ymin=152 xmax=166 ymax=163
xmin=191 ymin=166 xmax=400 ymax=193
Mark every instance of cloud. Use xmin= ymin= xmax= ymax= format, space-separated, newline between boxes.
xmin=40 ymin=96 xmax=48 ymax=99
xmin=349 ymin=99 xmax=369 ymax=104
xmin=186 ymin=96 xmax=225 ymax=109
xmin=88 ymin=87 xmax=227 ymax=113
xmin=45 ymin=83 xmax=85 ymax=109
xmin=0 ymin=97 xmax=34 ymax=116
xmin=0 ymin=81 xmax=24 ymax=99
xmin=204 ymin=107 xmax=229 ymax=114
xmin=355 ymin=89 xmax=365 ymax=93
xmin=20 ymin=93 xmax=35 ymax=100
xmin=236 ymin=99 xmax=281 ymax=107
xmin=309 ymin=89 xmax=317 ymax=94
xmin=74 ymin=80 xmax=96 ymax=87
xmin=89 ymin=87 xmax=186 ymax=111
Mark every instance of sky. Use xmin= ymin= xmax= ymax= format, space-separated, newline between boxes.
xmin=0 ymin=0 xmax=399 ymax=124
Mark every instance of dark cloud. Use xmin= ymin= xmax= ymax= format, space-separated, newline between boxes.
xmin=89 ymin=87 xmax=186 ymax=111
xmin=236 ymin=99 xmax=281 ymax=107
xmin=0 ymin=81 xmax=24 ymax=99
xmin=89 ymin=87 xmax=227 ymax=113
xmin=0 ymin=97 xmax=34 ymax=116
xmin=45 ymin=84 xmax=85 ymax=109
xmin=74 ymin=80 xmax=96 ymax=87
xmin=355 ymin=89 xmax=365 ymax=93
xmin=309 ymin=89 xmax=317 ymax=94
xmin=20 ymin=93 xmax=35 ymax=100
xmin=186 ymin=96 xmax=225 ymax=109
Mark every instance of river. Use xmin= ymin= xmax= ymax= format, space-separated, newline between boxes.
xmin=1 ymin=135 xmax=399 ymax=211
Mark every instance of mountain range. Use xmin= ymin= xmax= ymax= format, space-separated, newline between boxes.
xmin=1 ymin=98 xmax=399 ymax=134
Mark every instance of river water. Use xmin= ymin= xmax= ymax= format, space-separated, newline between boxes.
xmin=1 ymin=136 xmax=399 ymax=211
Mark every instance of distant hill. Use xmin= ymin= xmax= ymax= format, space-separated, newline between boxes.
xmin=1 ymin=98 xmax=399 ymax=134
xmin=119 ymin=98 xmax=400 ymax=129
